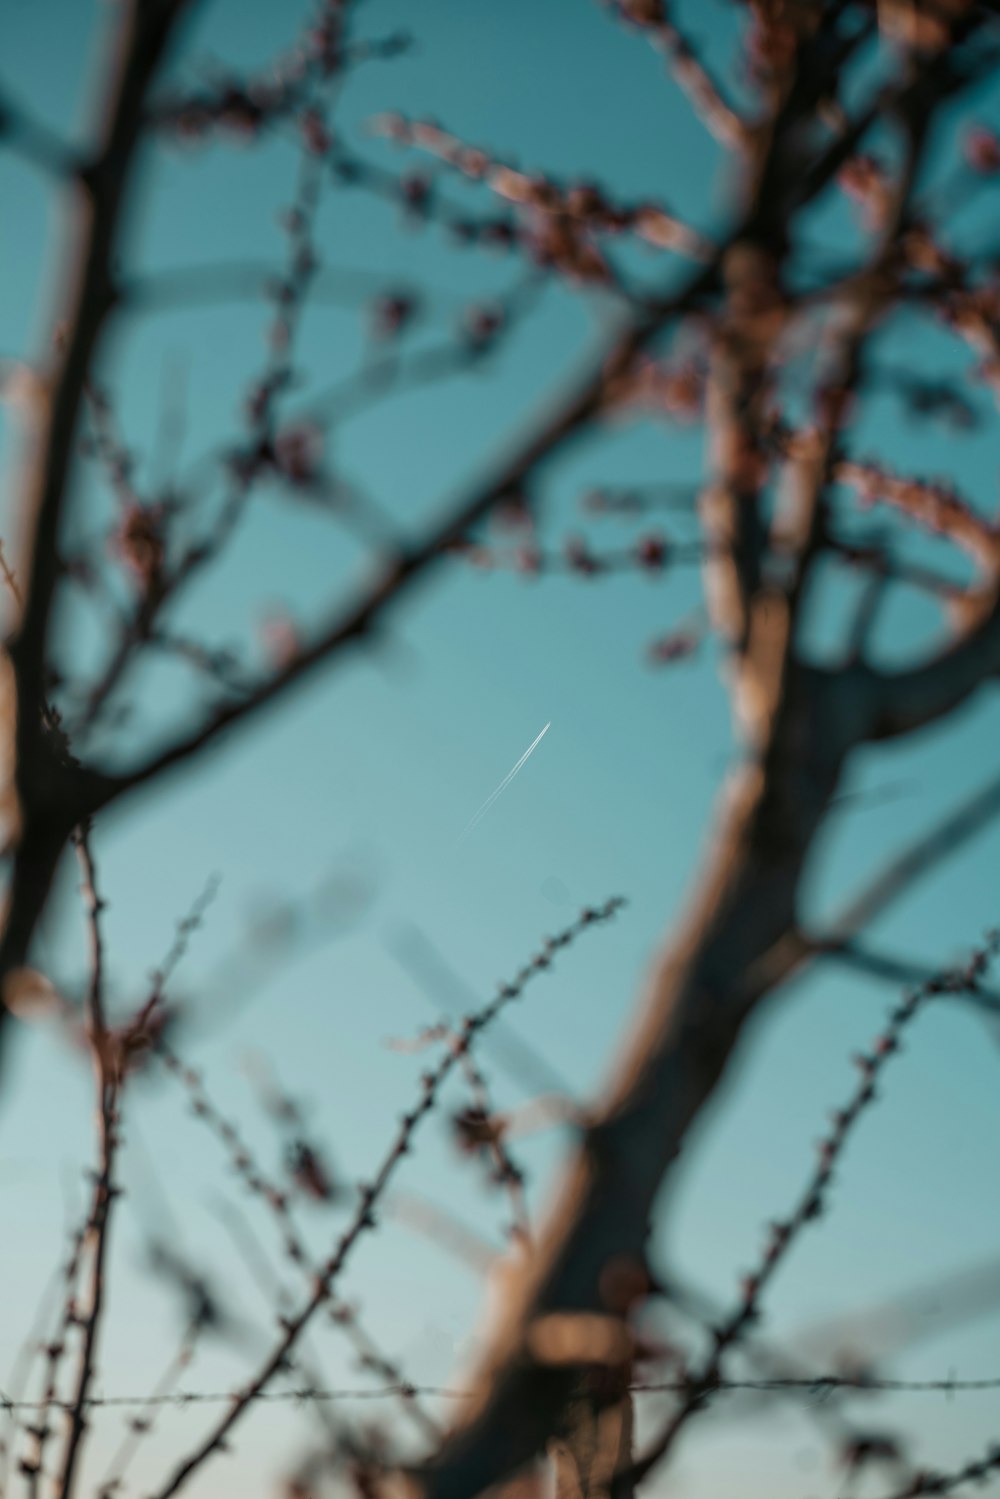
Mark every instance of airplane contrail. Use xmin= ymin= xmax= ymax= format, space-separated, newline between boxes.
xmin=458 ymin=721 xmax=551 ymax=843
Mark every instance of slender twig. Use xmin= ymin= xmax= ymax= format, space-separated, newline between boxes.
xmin=157 ymin=1042 xmax=443 ymax=1444
xmin=55 ymin=830 xmax=121 ymax=1499
xmin=873 ymin=1440 xmax=1000 ymax=1499
xmin=0 ymin=84 xmax=78 ymax=176
xmin=0 ymin=542 xmax=21 ymax=607
xmin=6 ymin=1211 xmax=90 ymax=1499
xmin=147 ymin=900 xmax=624 ymax=1499
xmin=611 ymin=3 xmax=747 ymax=148
xmin=624 ymin=929 xmax=1000 ymax=1491
xmin=95 ymin=1323 xmax=199 ymax=1499
xmin=3 ymin=1370 xmax=1000 ymax=1416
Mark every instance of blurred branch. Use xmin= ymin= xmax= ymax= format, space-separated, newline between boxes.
xmin=604 ymin=1 xmax=747 ymax=149
xmin=625 ymin=930 xmax=999 ymax=1490
xmin=410 ymin=22 xmax=993 ymax=1499
xmin=817 ymin=766 xmax=1000 ymax=944
xmin=0 ymin=83 xmax=77 ymax=176
xmin=0 ymin=0 xmax=193 ymax=1019
xmin=822 ymin=941 xmax=1000 ymax=1020
xmin=93 ymin=260 xmax=721 ymax=801
xmin=55 ymin=830 xmax=121 ymax=1499
xmin=120 ymin=260 xmax=454 ymax=314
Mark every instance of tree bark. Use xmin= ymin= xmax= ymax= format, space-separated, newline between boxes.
xmin=418 ymin=661 xmax=857 ymax=1499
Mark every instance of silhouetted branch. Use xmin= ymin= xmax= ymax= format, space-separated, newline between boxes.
xmin=147 ymin=901 xmax=625 ymax=1499
xmin=55 ymin=830 xmax=121 ymax=1499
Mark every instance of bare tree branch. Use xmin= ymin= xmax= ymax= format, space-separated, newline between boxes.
xmin=407 ymin=27 xmax=992 ymax=1499
xmin=55 ymin=830 xmax=121 ymax=1499
xmin=0 ymin=0 xmax=193 ymax=1016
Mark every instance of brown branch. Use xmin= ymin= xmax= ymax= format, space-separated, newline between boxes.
xmin=73 ymin=827 xmax=108 ymax=1040
xmin=145 ymin=901 xmax=624 ymax=1499
xmin=55 ymin=831 xmax=121 ymax=1499
xmin=93 ymin=263 xmax=721 ymax=802
xmin=822 ymin=941 xmax=1000 ymax=1019
xmin=872 ymin=1439 xmax=1000 ymax=1499
xmin=623 ymin=930 xmax=999 ymax=1490
xmin=84 ymin=40 xmax=889 ymax=794
xmin=836 ymin=459 xmax=1000 ymax=568
xmin=0 ymin=0 xmax=192 ymax=1027
xmin=387 ymin=924 xmax=576 ymax=1104
xmin=368 ymin=115 xmax=715 ymax=264
xmin=407 ymin=30 xmax=982 ymax=1499
xmin=75 ymin=132 xmax=336 ymax=739
xmin=120 ymin=259 xmax=451 ymax=313
xmin=742 ymin=758 xmax=1000 ymax=1023
xmin=5 ymin=1369 xmax=1000 ymax=1416
xmin=0 ymin=83 xmax=77 ymax=176
xmin=9 ymin=1209 xmax=91 ymax=1497
xmin=95 ymin=1321 xmax=199 ymax=1499
xmin=609 ymin=2 xmax=747 ymax=149
xmin=89 ymin=15 xmax=903 ymax=775
xmin=412 ymin=724 xmax=852 ymax=1499
xmin=156 ymin=1041 xmax=443 ymax=1445
xmin=821 ymin=765 xmax=1000 ymax=940
xmin=0 ymin=0 xmax=912 ymax=1059
xmin=7 ymin=0 xmax=192 ymax=755
xmin=864 ymin=597 xmax=1000 ymax=740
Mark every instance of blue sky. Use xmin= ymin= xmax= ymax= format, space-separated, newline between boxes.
xmin=2 ymin=3 xmax=1000 ymax=1497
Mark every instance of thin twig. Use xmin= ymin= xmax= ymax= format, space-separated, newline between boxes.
xmin=148 ymin=900 xmax=624 ymax=1499
xmin=55 ymin=830 xmax=121 ymax=1499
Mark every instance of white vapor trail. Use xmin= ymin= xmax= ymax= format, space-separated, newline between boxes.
xmin=458 ymin=722 xmax=551 ymax=843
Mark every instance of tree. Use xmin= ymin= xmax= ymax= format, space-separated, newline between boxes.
xmin=3 ymin=1 xmax=1000 ymax=1497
